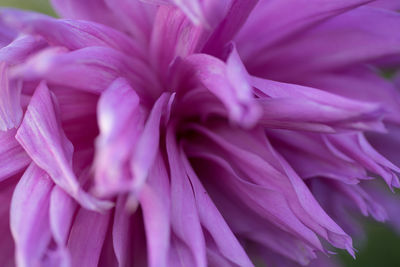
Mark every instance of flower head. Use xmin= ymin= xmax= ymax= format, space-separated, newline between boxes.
xmin=1 ymin=1 xmax=400 ymax=266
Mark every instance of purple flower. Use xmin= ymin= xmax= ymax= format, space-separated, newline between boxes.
xmin=0 ymin=0 xmax=400 ymax=266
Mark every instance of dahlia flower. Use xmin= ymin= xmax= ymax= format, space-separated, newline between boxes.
xmin=0 ymin=0 xmax=400 ymax=266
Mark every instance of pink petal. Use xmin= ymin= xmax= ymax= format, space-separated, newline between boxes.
xmin=15 ymin=81 xmax=112 ymax=211
xmin=10 ymin=163 xmax=53 ymax=267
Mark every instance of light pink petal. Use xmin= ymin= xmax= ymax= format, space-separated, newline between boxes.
xmin=10 ymin=163 xmax=53 ymax=267
xmin=67 ymin=208 xmax=111 ymax=267
xmin=15 ymin=81 xmax=112 ymax=211
xmin=166 ymin=125 xmax=207 ymax=267
xmin=0 ymin=62 xmax=22 ymax=131
xmin=94 ymin=78 xmax=143 ymax=196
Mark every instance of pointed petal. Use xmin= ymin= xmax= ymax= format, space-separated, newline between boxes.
xmin=112 ymin=197 xmax=133 ymax=267
xmin=166 ymin=125 xmax=207 ymax=267
xmin=15 ymin=81 xmax=112 ymax=211
xmin=67 ymin=208 xmax=111 ymax=267
xmin=253 ymin=77 xmax=386 ymax=133
xmin=131 ymin=93 xmax=170 ymax=194
xmin=0 ymin=62 xmax=22 ymax=131
xmin=181 ymin=151 xmax=253 ymax=267
xmin=0 ymin=129 xmax=30 ymax=181
xmin=178 ymin=53 xmax=261 ymax=127
xmin=139 ymin=153 xmax=171 ymax=267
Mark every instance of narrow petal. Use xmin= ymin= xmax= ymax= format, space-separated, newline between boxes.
xmin=236 ymin=0 xmax=372 ymax=60
xmin=252 ymin=77 xmax=386 ymax=133
xmin=112 ymin=197 xmax=133 ymax=267
xmin=203 ymin=0 xmax=259 ymax=56
xmin=0 ymin=9 xmax=143 ymax=56
xmin=15 ymin=81 xmax=112 ymax=211
xmin=139 ymin=153 xmax=171 ymax=267
xmin=166 ymin=125 xmax=207 ymax=267
xmin=0 ymin=129 xmax=30 ymax=181
xmin=94 ymin=78 xmax=143 ymax=196
xmin=0 ymin=62 xmax=22 ymax=131
xmin=181 ymin=150 xmax=253 ymax=267
xmin=10 ymin=163 xmax=53 ymax=267
xmin=0 ymin=34 xmax=47 ymax=65
xmin=12 ymin=46 xmax=154 ymax=96
xmin=178 ymin=53 xmax=261 ymax=127
xmin=67 ymin=208 xmax=111 ymax=267
xmin=131 ymin=93 xmax=170 ymax=194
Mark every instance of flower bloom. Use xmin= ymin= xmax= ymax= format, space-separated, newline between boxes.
xmin=0 ymin=0 xmax=400 ymax=266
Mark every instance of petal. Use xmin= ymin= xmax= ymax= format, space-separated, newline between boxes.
xmin=244 ymin=7 xmax=400 ymax=79
xmin=112 ymin=197 xmax=133 ymax=267
xmin=0 ymin=34 xmax=47 ymax=65
xmin=139 ymin=153 xmax=171 ymax=267
xmin=12 ymin=46 xmax=154 ymax=96
xmin=177 ymin=53 xmax=261 ymax=127
xmin=186 ymin=124 xmax=354 ymax=254
xmin=0 ymin=129 xmax=30 ymax=181
xmin=94 ymin=78 xmax=143 ymax=196
xmin=0 ymin=62 xmax=22 ymax=131
xmin=0 ymin=9 xmax=143 ymax=56
xmin=15 ymin=81 xmax=112 ymax=211
xmin=181 ymin=151 xmax=253 ymax=267
xmin=203 ymin=0 xmax=259 ymax=56
xmin=327 ymin=133 xmax=400 ymax=188
xmin=166 ymin=125 xmax=207 ymax=267
xmin=131 ymin=92 xmax=171 ymax=194
xmin=67 ymin=208 xmax=111 ymax=267
xmin=236 ymin=0 xmax=372 ymax=60
xmin=10 ymin=163 xmax=53 ymax=267
xmin=252 ymin=77 xmax=386 ymax=133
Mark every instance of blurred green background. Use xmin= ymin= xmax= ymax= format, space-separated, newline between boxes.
xmin=1 ymin=0 xmax=400 ymax=266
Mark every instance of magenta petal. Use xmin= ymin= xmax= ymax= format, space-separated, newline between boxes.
xmin=0 ymin=129 xmax=30 ymax=181
xmin=67 ymin=208 xmax=111 ymax=267
xmin=95 ymin=78 xmax=142 ymax=196
xmin=253 ymin=77 xmax=386 ymax=133
xmin=181 ymin=151 xmax=253 ymax=267
xmin=179 ymin=53 xmax=261 ymax=127
xmin=166 ymin=125 xmax=206 ymax=267
xmin=15 ymin=81 xmax=112 ymax=211
xmin=131 ymin=93 xmax=171 ymax=194
xmin=10 ymin=163 xmax=53 ymax=267
xmin=139 ymin=153 xmax=171 ymax=267
xmin=0 ymin=35 xmax=47 ymax=65
xmin=0 ymin=63 xmax=22 ymax=131
xmin=112 ymin=197 xmax=132 ymax=267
